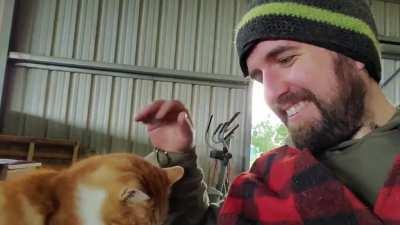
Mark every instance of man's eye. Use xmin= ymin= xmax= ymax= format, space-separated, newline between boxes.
xmin=278 ymin=55 xmax=296 ymax=66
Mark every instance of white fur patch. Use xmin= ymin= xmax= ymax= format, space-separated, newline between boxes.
xmin=76 ymin=184 xmax=107 ymax=225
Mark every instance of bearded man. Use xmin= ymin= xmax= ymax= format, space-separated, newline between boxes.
xmin=135 ymin=0 xmax=400 ymax=224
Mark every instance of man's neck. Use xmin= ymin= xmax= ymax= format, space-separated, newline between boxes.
xmin=352 ymin=81 xmax=396 ymax=140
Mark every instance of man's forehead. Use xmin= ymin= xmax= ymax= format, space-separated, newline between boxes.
xmin=246 ymin=40 xmax=303 ymax=67
xmin=252 ymin=40 xmax=304 ymax=52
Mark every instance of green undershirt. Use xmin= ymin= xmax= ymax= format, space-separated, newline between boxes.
xmin=320 ymin=107 xmax=400 ymax=207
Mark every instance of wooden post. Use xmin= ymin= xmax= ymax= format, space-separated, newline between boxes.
xmin=27 ymin=142 xmax=35 ymax=161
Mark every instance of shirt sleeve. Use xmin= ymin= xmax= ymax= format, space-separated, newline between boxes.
xmin=146 ymin=149 xmax=218 ymax=225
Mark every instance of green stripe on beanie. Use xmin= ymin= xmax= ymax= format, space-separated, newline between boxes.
xmin=236 ymin=0 xmax=381 ymax=82
xmin=236 ymin=2 xmax=380 ymax=54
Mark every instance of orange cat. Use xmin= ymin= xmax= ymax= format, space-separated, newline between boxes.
xmin=0 ymin=153 xmax=184 ymax=225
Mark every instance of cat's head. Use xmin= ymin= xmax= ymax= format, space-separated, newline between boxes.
xmin=113 ymin=165 xmax=183 ymax=225
xmin=52 ymin=153 xmax=184 ymax=225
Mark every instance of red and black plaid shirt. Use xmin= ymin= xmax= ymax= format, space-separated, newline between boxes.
xmin=219 ymin=146 xmax=400 ymax=225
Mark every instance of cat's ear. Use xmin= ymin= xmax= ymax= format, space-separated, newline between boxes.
xmin=120 ymin=187 xmax=150 ymax=204
xmin=163 ymin=166 xmax=184 ymax=185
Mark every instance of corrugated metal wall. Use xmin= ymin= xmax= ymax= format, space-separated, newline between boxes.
xmin=0 ymin=0 xmax=5 ymax=25
xmin=3 ymin=0 xmax=251 ymax=183
xmin=3 ymin=0 xmax=400 ymax=182
xmin=370 ymin=0 xmax=400 ymax=105
xmin=10 ymin=0 xmax=246 ymax=75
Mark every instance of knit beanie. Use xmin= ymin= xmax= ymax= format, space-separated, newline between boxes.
xmin=235 ymin=0 xmax=381 ymax=82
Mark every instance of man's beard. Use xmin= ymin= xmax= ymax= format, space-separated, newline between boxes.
xmin=279 ymin=55 xmax=367 ymax=153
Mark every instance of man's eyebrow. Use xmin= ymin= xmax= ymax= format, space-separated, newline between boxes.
xmin=265 ymin=45 xmax=299 ymax=60
xmin=248 ymin=45 xmax=299 ymax=77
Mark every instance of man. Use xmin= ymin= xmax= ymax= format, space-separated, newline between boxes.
xmin=135 ymin=0 xmax=400 ymax=224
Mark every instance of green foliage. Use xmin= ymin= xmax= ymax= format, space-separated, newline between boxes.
xmin=251 ymin=121 xmax=288 ymax=153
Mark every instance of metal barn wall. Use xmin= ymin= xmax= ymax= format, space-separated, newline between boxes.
xmin=0 ymin=0 xmax=14 ymax=107
xmin=2 ymin=0 xmax=251 ymax=182
xmin=4 ymin=0 xmax=400 ymax=181
xmin=370 ymin=0 xmax=400 ymax=105
xmin=10 ymin=0 xmax=247 ymax=75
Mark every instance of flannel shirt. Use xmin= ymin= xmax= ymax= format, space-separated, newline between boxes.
xmin=219 ymin=146 xmax=400 ymax=225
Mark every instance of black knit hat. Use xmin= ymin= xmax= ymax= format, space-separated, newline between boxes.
xmin=236 ymin=0 xmax=381 ymax=82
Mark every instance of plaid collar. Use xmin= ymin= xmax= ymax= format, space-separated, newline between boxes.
xmin=219 ymin=146 xmax=400 ymax=225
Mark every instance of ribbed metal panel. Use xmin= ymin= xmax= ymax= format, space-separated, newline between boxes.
xmin=5 ymin=0 xmax=252 ymax=180
xmin=22 ymin=69 xmax=48 ymax=137
xmin=229 ymin=88 xmax=248 ymax=177
xmin=174 ymin=83 xmax=193 ymax=108
xmin=45 ymin=71 xmax=70 ymax=139
xmin=157 ymin=0 xmax=179 ymax=69
xmin=195 ymin=0 xmax=217 ymax=74
xmin=192 ymin=85 xmax=212 ymax=177
xmin=109 ymin=77 xmax=135 ymax=152
xmin=370 ymin=0 xmax=400 ymax=106
xmin=371 ymin=0 xmax=400 ymax=38
xmin=137 ymin=0 xmax=160 ymax=67
xmin=67 ymin=73 xmax=92 ymax=147
xmin=213 ymin=0 xmax=235 ymax=75
xmin=382 ymin=59 xmax=400 ymax=105
xmin=0 ymin=0 xmax=15 ymax=108
xmin=53 ymin=0 xmax=78 ymax=58
xmin=0 ymin=0 xmax=5 ymax=20
xmin=11 ymin=0 xmax=246 ymax=76
xmin=371 ymin=0 xmax=386 ymax=35
xmin=176 ymin=0 xmax=199 ymax=71
xmin=3 ymin=67 xmax=26 ymax=135
xmin=96 ymin=0 xmax=120 ymax=63
xmin=30 ymin=0 xmax=57 ymax=56
xmin=384 ymin=2 xmax=400 ymax=37
xmin=131 ymin=79 xmax=154 ymax=155
xmin=89 ymin=75 xmax=113 ymax=153
xmin=231 ymin=0 xmax=248 ymax=75
xmin=154 ymin=81 xmax=173 ymax=100
xmin=116 ymin=0 xmax=140 ymax=65
xmin=74 ymin=0 xmax=99 ymax=60
xmin=3 ymin=65 xmax=250 ymax=179
xmin=207 ymin=87 xmax=230 ymax=185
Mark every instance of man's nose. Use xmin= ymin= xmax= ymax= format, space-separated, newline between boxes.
xmin=262 ymin=69 xmax=290 ymax=104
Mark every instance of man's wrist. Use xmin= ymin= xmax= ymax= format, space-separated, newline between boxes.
xmin=154 ymin=147 xmax=197 ymax=168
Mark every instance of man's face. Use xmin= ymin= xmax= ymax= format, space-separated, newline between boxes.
xmin=246 ymin=40 xmax=366 ymax=152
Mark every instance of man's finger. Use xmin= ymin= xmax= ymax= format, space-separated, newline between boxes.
xmin=134 ymin=100 xmax=165 ymax=122
xmin=177 ymin=111 xmax=194 ymax=134
xmin=155 ymin=100 xmax=187 ymax=120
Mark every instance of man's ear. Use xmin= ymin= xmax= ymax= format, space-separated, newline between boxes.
xmin=354 ymin=60 xmax=365 ymax=71
xmin=120 ymin=187 xmax=150 ymax=204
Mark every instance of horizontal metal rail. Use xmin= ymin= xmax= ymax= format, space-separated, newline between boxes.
xmin=8 ymin=52 xmax=249 ymax=89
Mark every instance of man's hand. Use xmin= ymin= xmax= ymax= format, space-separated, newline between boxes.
xmin=134 ymin=100 xmax=194 ymax=153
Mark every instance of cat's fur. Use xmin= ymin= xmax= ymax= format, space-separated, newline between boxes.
xmin=0 ymin=153 xmax=184 ymax=225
